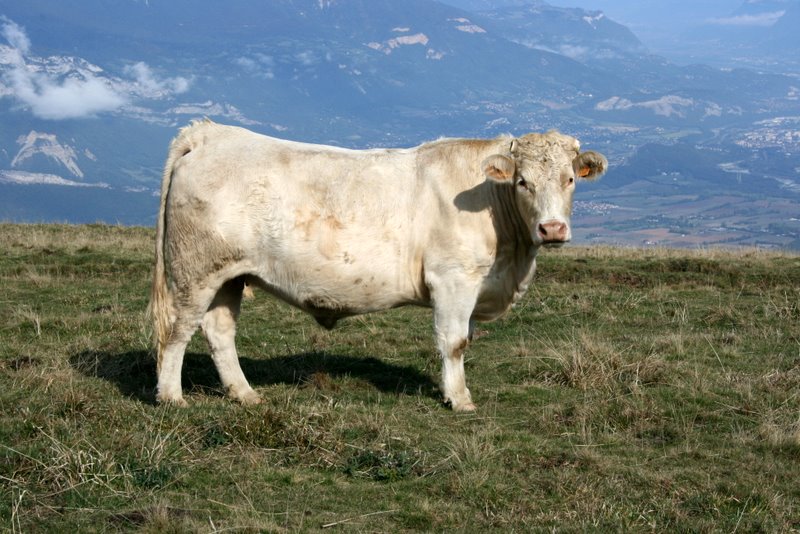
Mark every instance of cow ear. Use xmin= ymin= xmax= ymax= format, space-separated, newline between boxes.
xmin=482 ymin=154 xmax=516 ymax=183
xmin=572 ymin=151 xmax=607 ymax=181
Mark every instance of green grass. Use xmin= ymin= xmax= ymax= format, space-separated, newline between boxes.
xmin=1 ymin=223 xmax=799 ymax=532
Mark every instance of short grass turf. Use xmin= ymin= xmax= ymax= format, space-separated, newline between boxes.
xmin=1 ymin=223 xmax=799 ymax=531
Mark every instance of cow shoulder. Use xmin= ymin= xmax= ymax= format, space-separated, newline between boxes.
xmin=416 ymin=137 xmax=513 ymax=284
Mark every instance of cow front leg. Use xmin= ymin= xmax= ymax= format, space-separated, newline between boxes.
xmin=440 ymin=335 xmax=475 ymax=412
xmin=432 ymin=287 xmax=479 ymax=412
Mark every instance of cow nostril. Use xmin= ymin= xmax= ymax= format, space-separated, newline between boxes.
xmin=537 ymin=223 xmax=548 ymax=238
xmin=538 ymin=221 xmax=568 ymax=243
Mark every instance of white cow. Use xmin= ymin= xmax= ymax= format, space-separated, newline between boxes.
xmin=149 ymin=120 xmax=606 ymax=411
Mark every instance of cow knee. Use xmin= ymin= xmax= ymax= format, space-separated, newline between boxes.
xmin=452 ymin=338 xmax=468 ymax=358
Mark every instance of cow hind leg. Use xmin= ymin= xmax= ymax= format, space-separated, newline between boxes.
xmin=157 ymin=327 xmax=193 ymax=406
xmin=201 ymin=276 xmax=261 ymax=405
xmin=157 ymin=301 xmax=210 ymax=406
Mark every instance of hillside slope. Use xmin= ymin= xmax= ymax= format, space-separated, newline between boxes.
xmin=1 ymin=223 xmax=798 ymax=531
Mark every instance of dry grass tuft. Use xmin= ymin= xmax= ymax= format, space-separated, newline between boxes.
xmin=762 ymin=290 xmax=800 ymax=320
xmin=533 ymin=330 xmax=664 ymax=393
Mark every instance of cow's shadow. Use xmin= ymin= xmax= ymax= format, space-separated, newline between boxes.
xmin=69 ymin=349 xmax=438 ymax=405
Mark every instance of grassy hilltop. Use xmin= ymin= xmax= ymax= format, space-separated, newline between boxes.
xmin=1 ymin=223 xmax=799 ymax=531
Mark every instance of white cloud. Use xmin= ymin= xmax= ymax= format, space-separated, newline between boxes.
xmin=235 ymin=57 xmax=258 ymax=70
xmin=708 ymin=10 xmax=785 ymax=27
xmin=1 ymin=18 xmax=192 ymax=120
xmin=704 ymin=103 xmax=722 ymax=118
xmin=234 ymin=54 xmax=275 ymax=79
xmin=0 ymin=17 xmax=30 ymax=55
xmin=26 ymin=75 xmax=125 ymax=120
xmin=124 ymin=61 xmax=191 ymax=97
xmin=295 ymin=51 xmax=317 ymax=66
xmin=1 ymin=18 xmax=126 ymax=119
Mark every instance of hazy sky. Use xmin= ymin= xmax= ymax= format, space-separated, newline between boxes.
xmin=542 ymin=0 xmax=779 ymax=61
xmin=546 ymin=0 xmax=745 ymax=29
xmin=538 ymin=0 xmax=744 ymax=26
xmin=441 ymin=0 xmax=783 ymax=61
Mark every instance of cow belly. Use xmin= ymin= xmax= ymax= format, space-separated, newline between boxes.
xmin=250 ymin=259 xmax=421 ymax=318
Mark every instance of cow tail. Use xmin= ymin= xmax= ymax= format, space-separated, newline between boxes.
xmin=148 ymin=124 xmax=196 ymax=369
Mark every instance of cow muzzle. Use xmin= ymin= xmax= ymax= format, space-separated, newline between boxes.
xmin=537 ymin=220 xmax=570 ymax=246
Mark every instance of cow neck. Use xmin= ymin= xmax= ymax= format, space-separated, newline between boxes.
xmin=486 ymin=182 xmax=537 ymax=307
xmin=490 ymin=182 xmax=532 ymax=252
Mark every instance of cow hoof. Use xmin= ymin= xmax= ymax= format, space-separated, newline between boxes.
xmin=156 ymin=395 xmax=189 ymax=407
xmin=453 ymin=402 xmax=477 ymax=413
xmin=235 ymin=390 xmax=263 ymax=406
xmin=445 ymin=396 xmax=477 ymax=412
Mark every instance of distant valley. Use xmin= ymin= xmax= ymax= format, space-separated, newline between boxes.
xmin=0 ymin=0 xmax=798 ymax=248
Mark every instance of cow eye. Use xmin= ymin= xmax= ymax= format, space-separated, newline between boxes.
xmin=516 ymin=177 xmax=527 ymax=188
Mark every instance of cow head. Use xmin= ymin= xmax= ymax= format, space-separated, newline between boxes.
xmin=482 ymin=132 xmax=606 ymax=247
